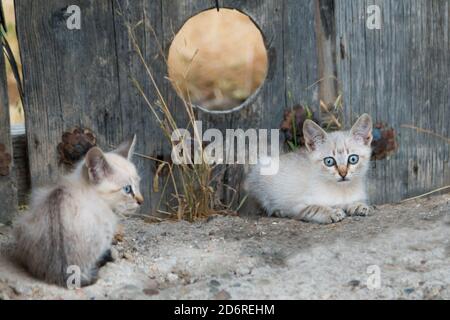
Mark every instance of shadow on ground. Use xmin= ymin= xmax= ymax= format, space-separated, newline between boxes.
xmin=1 ymin=194 xmax=449 ymax=299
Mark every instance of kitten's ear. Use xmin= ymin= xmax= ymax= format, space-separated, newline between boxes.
xmin=84 ymin=147 xmax=111 ymax=183
xmin=114 ymin=134 xmax=136 ymax=160
xmin=303 ymin=120 xmax=328 ymax=151
xmin=351 ymin=114 xmax=373 ymax=146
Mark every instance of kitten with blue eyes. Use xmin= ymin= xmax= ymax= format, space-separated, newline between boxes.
xmin=13 ymin=136 xmax=143 ymax=287
xmin=246 ymin=114 xmax=373 ymax=224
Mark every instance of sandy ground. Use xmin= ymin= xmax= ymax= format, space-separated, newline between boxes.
xmin=1 ymin=194 xmax=449 ymax=300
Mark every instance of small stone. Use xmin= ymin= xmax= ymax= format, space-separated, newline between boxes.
xmin=166 ymin=273 xmax=178 ymax=283
xmin=209 ymin=286 xmax=219 ymax=294
xmin=10 ymin=283 xmax=32 ymax=296
xmin=123 ymin=252 xmax=133 ymax=260
xmin=209 ymin=279 xmax=221 ymax=287
xmin=404 ymin=288 xmax=415 ymax=295
xmin=236 ymin=267 xmax=250 ymax=275
xmin=145 ymin=279 xmax=159 ymax=290
xmin=110 ymin=247 xmax=120 ymax=261
xmin=423 ymin=285 xmax=443 ymax=299
xmin=143 ymin=288 xmax=159 ymax=296
xmin=214 ymin=289 xmax=231 ymax=300
xmin=0 ymin=292 xmax=10 ymax=300
xmin=348 ymin=280 xmax=360 ymax=287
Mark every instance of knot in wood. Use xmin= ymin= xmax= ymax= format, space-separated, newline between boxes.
xmin=57 ymin=127 xmax=96 ymax=168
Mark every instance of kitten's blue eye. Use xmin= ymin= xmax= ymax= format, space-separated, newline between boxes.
xmin=324 ymin=157 xmax=336 ymax=167
xmin=123 ymin=185 xmax=133 ymax=194
xmin=348 ymin=154 xmax=359 ymax=165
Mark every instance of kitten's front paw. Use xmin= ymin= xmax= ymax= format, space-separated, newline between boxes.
xmin=346 ymin=203 xmax=371 ymax=217
xmin=299 ymin=206 xmax=346 ymax=224
xmin=327 ymin=208 xmax=347 ymax=224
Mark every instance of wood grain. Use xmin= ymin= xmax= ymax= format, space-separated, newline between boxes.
xmin=0 ymin=26 xmax=17 ymax=222
xmin=12 ymin=0 xmax=450 ymax=216
xmin=335 ymin=0 xmax=450 ymax=203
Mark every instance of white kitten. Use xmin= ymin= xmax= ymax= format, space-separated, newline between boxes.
xmin=246 ymin=114 xmax=373 ymax=224
xmin=13 ymin=136 xmax=143 ymax=287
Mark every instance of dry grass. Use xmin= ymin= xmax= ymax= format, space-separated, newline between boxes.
xmin=401 ymin=124 xmax=450 ymax=144
xmin=320 ymin=94 xmax=344 ymax=131
xmin=121 ymin=12 xmax=237 ymax=222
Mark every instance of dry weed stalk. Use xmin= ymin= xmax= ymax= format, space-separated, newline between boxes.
xmin=320 ymin=94 xmax=344 ymax=131
xmin=123 ymin=18 xmax=236 ymax=222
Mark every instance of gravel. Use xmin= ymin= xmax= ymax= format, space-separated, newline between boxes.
xmin=1 ymin=193 xmax=449 ymax=300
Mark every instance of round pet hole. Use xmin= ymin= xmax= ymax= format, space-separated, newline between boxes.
xmin=168 ymin=8 xmax=268 ymax=113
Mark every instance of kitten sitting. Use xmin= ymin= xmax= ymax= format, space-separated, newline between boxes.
xmin=13 ymin=136 xmax=143 ymax=287
xmin=246 ymin=114 xmax=373 ymax=224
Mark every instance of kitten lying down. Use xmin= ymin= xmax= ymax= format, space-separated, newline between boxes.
xmin=13 ymin=136 xmax=143 ymax=287
xmin=246 ymin=114 xmax=373 ymax=224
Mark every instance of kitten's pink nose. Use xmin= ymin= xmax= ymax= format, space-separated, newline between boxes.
xmin=135 ymin=194 xmax=144 ymax=205
xmin=337 ymin=165 xmax=348 ymax=178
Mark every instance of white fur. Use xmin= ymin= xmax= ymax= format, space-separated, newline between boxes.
xmin=13 ymin=142 xmax=142 ymax=286
xmin=246 ymin=115 xmax=373 ymax=223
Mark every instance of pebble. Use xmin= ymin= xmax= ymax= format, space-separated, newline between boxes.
xmin=348 ymin=280 xmax=360 ymax=287
xmin=209 ymin=279 xmax=221 ymax=287
xmin=123 ymin=252 xmax=133 ymax=260
xmin=110 ymin=247 xmax=120 ymax=261
xmin=143 ymin=288 xmax=159 ymax=296
xmin=0 ymin=292 xmax=10 ymax=300
xmin=209 ymin=286 xmax=220 ymax=294
xmin=214 ymin=289 xmax=231 ymax=300
xmin=146 ymin=279 xmax=159 ymax=289
xmin=236 ymin=267 xmax=250 ymax=275
xmin=404 ymin=288 xmax=415 ymax=295
xmin=423 ymin=285 xmax=443 ymax=299
xmin=10 ymin=283 xmax=33 ymax=296
xmin=166 ymin=273 xmax=179 ymax=283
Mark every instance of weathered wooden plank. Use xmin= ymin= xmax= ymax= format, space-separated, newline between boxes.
xmin=160 ymin=0 xmax=290 ymax=212
xmin=111 ymin=0 xmax=167 ymax=213
xmin=16 ymin=0 xmax=448 ymax=214
xmin=15 ymin=0 xmax=122 ymax=186
xmin=284 ymin=0 xmax=321 ymax=108
xmin=335 ymin=0 xmax=450 ymax=204
xmin=0 ymin=24 xmax=17 ymax=223
xmin=315 ymin=0 xmax=338 ymax=106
